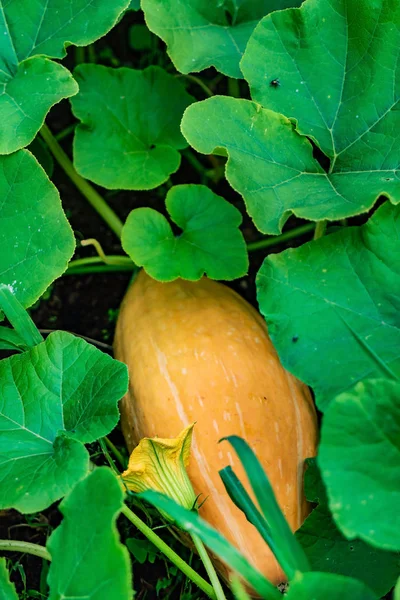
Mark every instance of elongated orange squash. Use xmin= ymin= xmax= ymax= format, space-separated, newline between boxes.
xmin=114 ymin=270 xmax=318 ymax=584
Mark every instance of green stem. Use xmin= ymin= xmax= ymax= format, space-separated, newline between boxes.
xmin=104 ymin=436 xmax=127 ymax=470
xmin=55 ymin=123 xmax=76 ymax=142
xmin=247 ymin=223 xmax=315 ymax=252
xmin=65 ymin=265 xmax=134 ymax=275
xmin=68 ymin=256 xmax=133 ymax=269
xmin=183 ymin=149 xmax=208 ymax=178
xmin=98 ymin=438 xmax=120 ymax=476
xmin=0 ymin=540 xmax=51 ymax=561
xmin=39 ymin=124 xmax=123 ymax=239
xmin=314 ymin=220 xmax=327 ymax=240
xmin=175 ymin=74 xmax=214 ymax=98
xmin=230 ymin=576 xmax=252 ymax=600
xmin=228 ymin=78 xmax=240 ymax=98
xmin=191 ymin=534 xmax=227 ymax=600
xmin=75 ymin=46 xmax=85 ymax=64
xmin=121 ymin=504 xmax=216 ymax=600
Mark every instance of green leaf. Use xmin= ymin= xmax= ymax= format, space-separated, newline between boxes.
xmin=141 ymin=0 xmax=301 ymax=78
xmin=221 ymin=436 xmax=309 ymax=577
xmin=139 ymin=490 xmax=281 ymax=600
xmin=0 ymin=285 xmax=44 ymax=349
xmin=0 ymin=331 xmax=128 ymax=513
xmin=318 ymin=379 xmax=400 ymax=552
xmin=71 ymin=65 xmax=193 ymax=190
xmin=47 ymin=468 xmax=133 ymax=600
xmin=242 ymin=0 xmax=400 ymax=165
xmin=296 ymin=460 xmax=400 ymax=597
xmin=285 ymin=571 xmax=377 ymax=600
xmin=0 ymin=327 xmax=27 ymax=352
xmin=128 ymin=0 xmax=141 ymax=9
xmin=122 ymin=184 xmax=248 ymax=281
xmin=0 ymin=0 xmax=130 ymax=154
xmin=0 ymin=151 xmax=75 ymax=309
xmin=126 ymin=538 xmax=158 ymax=564
xmin=182 ymin=82 xmax=399 ymax=234
xmin=256 ymin=201 xmax=400 ymax=410
xmin=0 ymin=558 xmax=18 ymax=600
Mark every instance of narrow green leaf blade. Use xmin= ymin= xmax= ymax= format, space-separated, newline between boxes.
xmin=139 ymin=490 xmax=281 ymax=600
xmin=318 ymin=379 xmax=400 ymax=552
xmin=221 ymin=436 xmax=309 ymax=574
xmin=0 ymin=558 xmax=18 ymax=600
xmin=71 ymin=65 xmax=193 ymax=190
xmin=0 ymin=151 xmax=75 ymax=310
xmin=0 ymin=331 xmax=128 ymax=513
xmin=0 ymin=326 xmax=27 ymax=352
xmin=285 ymin=571 xmax=377 ymax=600
xmin=122 ymin=184 xmax=248 ymax=281
xmin=0 ymin=285 xmax=43 ymax=348
xmin=47 ymin=468 xmax=133 ymax=600
xmin=296 ymin=460 xmax=400 ymax=597
xmin=256 ymin=201 xmax=400 ymax=409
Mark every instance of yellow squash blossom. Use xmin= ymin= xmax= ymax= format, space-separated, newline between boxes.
xmin=120 ymin=424 xmax=197 ymax=512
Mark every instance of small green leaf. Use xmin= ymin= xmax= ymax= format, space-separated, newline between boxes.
xmin=71 ymin=65 xmax=193 ymax=190
xmin=0 ymin=327 xmax=27 ymax=352
xmin=285 ymin=571 xmax=377 ymax=600
xmin=141 ymin=0 xmax=301 ymax=78
xmin=318 ymin=379 xmax=400 ymax=552
xmin=139 ymin=490 xmax=281 ymax=600
xmin=0 ymin=0 xmax=130 ymax=154
xmin=126 ymin=538 xmax=158 ymax=564
xmin=0 ymin=558 xmax=18 ymax=600
xmin=296 ymin=459 xmax=400 ymax=597
xmin=256 ymin=201 xmax=400 ymax=409
xmin=0 ymin=150 xmax=75 ymax=310
xmin=0 ymin=331 xmax=128 ymax=513
xmin=121 ymin=184 xmax=248 ymax=281
xmin=47 ymin=468 xmax=133 ymax=600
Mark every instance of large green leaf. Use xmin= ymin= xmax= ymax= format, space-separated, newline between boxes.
xmin=182 ymin=0 xmax=400 ymax=234
xmin=296 ymin=460 xmax=400 ymax=597
xmin=285 ymin=572 xmax=377 ymax=600
xmin=47 ymin=468 xmax=133 ymax=600
xmin=0 ymin=559 xmax=18 ymax=600
xmin=71 ymin=65 xmax=193 ymax=190
xmin=139 ymin=490 xmax=281 ymax=600
xmin=318 ymin=379 xmax=400 ymax=552
xmin=122 ymin=184 xmax=248 ymax=281
xmin=0 ymin=150 xmax=75 ymax=310
xmin=0 ymin=331 xmax=128 ymax=513
xmin=242 ymin=0 xmax=400 ymax=165
xmin=141 ymin=0 xmax=301 ymax=78
xmin=0 ymin=0 xmax=130 ymax=154
xmin=256 ymin=201 xmax=400 ymax=410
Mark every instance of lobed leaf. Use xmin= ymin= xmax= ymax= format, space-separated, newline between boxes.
xmin=296 ymin=460 xmax=400 ymax=597
xmin=256 ymin=201 xmax=400 ymax=410
xmin=141 ymin=0 xmax=301 ymax=78
xmin=122 ymin=184 xmax=248 ymax=281
xmin=0 ymin=150 xmax=75 ymax=310
xmin=71 ymin=65 xmax=194 ymax=190
xmin=318 ymin=379 xmax=400 ymax=552
xmin=0 ymin=0 xmax=130 ymax=154
xmin=182 ymin=0 xmax=400 ymax=233
xmin=0 ymin=331 xmax=128 ymax=513
xmin=47 ymin=468 xmax=133 ymax=600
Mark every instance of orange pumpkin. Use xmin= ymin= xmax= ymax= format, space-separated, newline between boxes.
xmin=114 ymin=270 xmax=318 ymax=584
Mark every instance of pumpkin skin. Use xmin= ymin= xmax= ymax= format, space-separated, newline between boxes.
xmin=114 ymin=270 xmax=318 ymax=584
